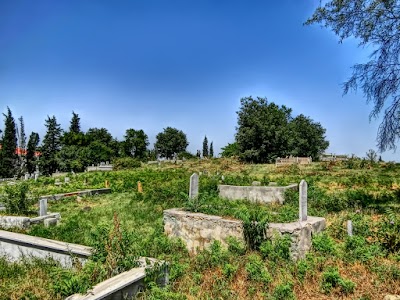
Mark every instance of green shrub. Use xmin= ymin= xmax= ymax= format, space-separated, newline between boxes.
xmin=1 ymin=182 xmax=35 ymax=215
xmin=344 ymin=236 xmax=383 ymax=262
xmin=378 ymin=209 xmax=400 ymax=253
xmin=271 ymin=282 xmax=296 ymax=300
xmin=260 ymin=234 xmax=291 ymax=261
xmin=226 ymin=236 xmax=246 ymax=255
xmin=320 ymin=267 xmax=356 ymax=295
xmin=113 ymin=157 xmax=142 ymax=170
xmin=312 ymin=233 xmax=336 ymax=255
xmin=222 ymin=263 xmax=238 ymax=280
xmin=245 ymin=254 xmax=272 ymax=284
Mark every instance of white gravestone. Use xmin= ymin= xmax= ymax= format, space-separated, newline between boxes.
xmin=347 ymin=220 xmax=353 ymax=236
xmin=299 ymin=180 xmax=308 ymax=221
xmin=189 ymin=173 xmax=199 ymax=199
xmin=39 ymin=198 xmax=47 ymax=216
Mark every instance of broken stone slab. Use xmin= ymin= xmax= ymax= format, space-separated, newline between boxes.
xmin=44 ymin=217 xmax=58 ymax=227
xmin=0 ymin=216 xmax=30 ymax=229
xmin=251 ymin=181 xmax=261 ymax=186
xmin=30 ymin=213 xmax=61 ymax=224
xmin=39 ymin=188 xmax=111 ymax=201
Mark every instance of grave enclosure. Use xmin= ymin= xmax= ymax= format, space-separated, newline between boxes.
xmin=164 ymin=174 xmax=326 ymax=260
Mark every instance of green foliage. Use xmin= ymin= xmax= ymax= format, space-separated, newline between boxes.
xmin=377 ymin=208 xmax=400 ymax=253
xmin=245 ymin=253 xmax=272 ymax=284
xmin=40 ymin=115 xmax=62 ymax=175
xmin=235 ymin=96 xmax=328 ymax=163
xmin=220 ymin=142 xmax=239 ymax=157
xmin=312 ymin=233 xmax=337 ymax=255
xmin=344 ymin=236 xmax=383 ymax=262
xmin=226 ymin=236 xmax=246 ymax=255
xmin=113 ymin=157 xmax=142 ymax=170
xmin=0 ymin=182 xmax=34 ymax=215
xmin=235 ymin=208 xmax=269 ymax=250
xmin=222 ymin=263 xmax=238 ymax=280
xmin=123 ymin=128 xmax=149 ymax=159
xmin=155 ymin=127 xmax=188 ymax=159
xmin=306 ymin=0 xmax=400 ymax=152
xmin=271 ymin=282 xmax=296 ymax=300
xmin=260 ymin=234 xmax=291 ymax=262
xmin=202 ymin=136 xmax=209 ymax=158
xmin=26 ymin=132 xmax=40 ymax=174
xmin=0 ymin=107 xmax=18 ymax=178
xmin=320 ymin=267 xmax=355 ymax=295
xmin=209 ymin=141 xmax=214 ymax=158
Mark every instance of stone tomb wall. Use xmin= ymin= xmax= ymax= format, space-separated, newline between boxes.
xmin=164 ymin=208 xmax=325 ymax=260
xmin=218 ymin=183 xmax=298 ymax=204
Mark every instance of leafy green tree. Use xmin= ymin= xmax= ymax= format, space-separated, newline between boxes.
xmin=209 ymin=141 xmax=214 ymax=158
xmin=0 ymin=107 xmax=18 ymax=177
xmin=84 ymin=127 xmax=116 ymax=164
xmin=155 ymin=127 xmax=188 ymax=159
xmin=26 ymin=132 xmax=40 ymax=175
xmin=86 ymin=127 xmax=113 ymax=145
xmin=306 ymin=0 xmax=400 ymax=151
xmin=123 ymin=129 xmax=149 ymax=159
xmin=40 ymin=116 xmax=62 ymax=175
xmin=365 ymin=149 xmax=378 ymax=164
xmin=288 ymin=114 xmax=329 ymax=160
xmin=220 ymin=142 xmax=239 ymax=157
xmin=236 ymin=97 xmax=291 ymax=163
xmin=202 ymin=136 xmax=209 ymax=158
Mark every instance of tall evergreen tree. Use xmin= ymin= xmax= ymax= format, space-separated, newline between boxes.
xmin=40 ymin=116 xmax=62 ymax=175
xmin=202 ymin=136 xmax=209 ymax=158
xmin=69 ymin=111 xmax=81 ymax=134
xmin=209 ymin=141 xmax=214 ymax=158
xmin=18 ymin=116 xmax=26 ymax=151
xmin=26 ymin=132 xmax=40 ymax=175
xmin=0 ymin=107 xmax=18 ymax=177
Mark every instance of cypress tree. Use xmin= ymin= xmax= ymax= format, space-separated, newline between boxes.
xmin=40 ymin=116 xmax=62 ymax=175
xmin=26 ymin=132 xmax=40 ymax=175
xmin=0 ymin=107 xmax=18 ymax=177
xmin=209 ymin=142 xmax=214 ymax=158
xmin=202 ymin=136 xmax=209 ymax=158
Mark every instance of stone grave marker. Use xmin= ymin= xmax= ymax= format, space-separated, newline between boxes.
xmin=347 ymin=220 xmax=353 ymax=236
xmin=24 ymin=173 xmax=29 ymax=180
xmin=299 ymin=180 xmax=307 ymax=221
xmin=189 ymin=173 xmax=199 ymax=199
xmin=39 ymin=198 xmax=48 ymax=216
xmin=34 ymin=173 xmax=39 ymax=181
xmin=138 ymin=181 xmax=143 ymax=193
xmin=65 ymin=177 xmax=70 ymax=183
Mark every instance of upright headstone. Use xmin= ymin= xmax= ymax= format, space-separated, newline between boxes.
xmin=105 ymin=180 xmax=110 ymax=188
xmin=189 ymin=173 xmax=199 ymax=199
xmin=299 ymin=180 xmax=308 ymax=221
xmin=34 ymin=173 xmax=39 ymax=181
xmin=347 ymin=220 xmax=353 ymax=236
xmin=24 ymin=173 xmax=29 ymax=180
xmin=65 ymin=177 xmax=70 ymax=183
xmin=39 ymin=198 xmax=47 ymax=216
xmin=137 ymin=181 xmax=143 ymax=193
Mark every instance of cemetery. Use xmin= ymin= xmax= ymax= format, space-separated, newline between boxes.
xmin=0 ymin=159 xmax=399 ymax=299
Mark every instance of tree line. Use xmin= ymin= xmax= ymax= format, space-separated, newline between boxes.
xmin=1 ymin=96 xmax=330 ymax=176
xmin=0 ymin=108 xmax=217 ymax=177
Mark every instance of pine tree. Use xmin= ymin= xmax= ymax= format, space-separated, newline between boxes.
xmin=17 ymin=116 xmax=27 ymax=174
xmin=40 ymin=116 xmax=62 ymax=175
xmin=0 ymin=107 xmax=18 ymax=178
xmin=209 ymin=141 xmax=214 ymax=158
xmin=26 ymin=132 xmax=40 ymax=175
xmin=202 ymin=136 xmax=209 ymax=158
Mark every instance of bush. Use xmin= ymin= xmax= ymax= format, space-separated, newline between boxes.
xmin=245 ymin=254 xmax=272 ymax=284
xmin=113 ymin=157 xmax=142 ymax=170
xmin=312 ymin=233 xmax=336 ymax=255
xmin=1 ymin=182 xmax=35 ymax=215
xmin=271 ymin=282 xmax=296 ymax=300
xmin=260 ymin=234 xmax=291 ymax=262
xmin=320 ymin=267 xmax=355 ymax=295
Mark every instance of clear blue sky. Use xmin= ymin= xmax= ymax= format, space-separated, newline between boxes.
xmin=0 ymin=0 xmax=397 ymax=161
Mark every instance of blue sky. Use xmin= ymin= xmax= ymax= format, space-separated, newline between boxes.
xmin=0 ymin=0 xmax=397 ymax=161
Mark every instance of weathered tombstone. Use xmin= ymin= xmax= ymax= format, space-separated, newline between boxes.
xmin=221 ymin=175 xmax=225 ymax=181
xmin=65 ymin=177 xmax=70 ymax=183
xmin=39 ymin=198 xmax=48 ymax=216
xmin=105 ymin=180 xmax=110 ymax=188
xmin=299 ymin=180 xmax=307 ymax=221
xmin=34 ymin=173 xmax=39 ymax=181
xmin=138 ymin=181 xmax=143 ymax=193
xmin=252 ymin=181 xmax=261 ymax=186
xmin=24 ymin=173 xmax=29 ymax=180
xmin=347 ymin=220 xmax=353 ymax=236
xmin=189 ymin=173 xmax=199 ymax=199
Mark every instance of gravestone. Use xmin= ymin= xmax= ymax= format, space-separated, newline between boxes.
xmin=34 ymin=173 xmax=39 ymax=181
xmin=189 ymin=173 xmax=199 ymax=199
xmin=138 ymin=181 xmax=143 ymax=193
xmin=65 ymin=177 xmax=70 ymax=183
xmin=252 ymin=181 xmax=261 ymax=186
xmin=39 ymin=198 xmax=48 ymax=216
xmin=347 ymin=220 xmax=353 ymax=236
xmin=299 ymin=180 xmax=307 ymax=221
xmin=24 ymin=173 xmax=29 ymax=180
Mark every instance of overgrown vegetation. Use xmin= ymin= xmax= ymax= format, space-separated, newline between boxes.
xmin=0 ymin=159 xmax=399 ymax=299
